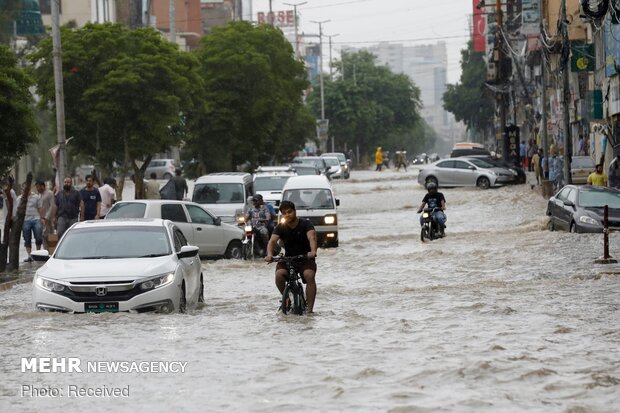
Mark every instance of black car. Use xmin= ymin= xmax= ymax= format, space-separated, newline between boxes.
xmin=547 ymin=185 xmax=620 ymax=233
xmin=466 ymin=155 xmax=526 ymax=184
xmin=450 ymin=147 xmax=492 ymax=158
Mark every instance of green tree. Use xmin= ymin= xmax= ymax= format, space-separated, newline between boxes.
xmin=28 ymin=23 xmax=202 ymax=197
xmin=442 ymin=40 xmax=494 ymax=142
xmin=306 ymin=50 xmax=422 ymax=162
xmin=0 ymin=43 xmax=38 ymax=175
xmin=189 ymin=21 xmax=313 ymax=171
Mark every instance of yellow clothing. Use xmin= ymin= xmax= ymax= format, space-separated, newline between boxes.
xmin=375 ymin=149 xmax=383 ymax=165
xmin=532 ymin=153 xmax=540 ymax=173
xmin=587 ymin=172 xmax=607 ymax=187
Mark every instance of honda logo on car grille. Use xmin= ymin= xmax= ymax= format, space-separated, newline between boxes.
xmin=95 ymin=287 xmax=108 ymax=296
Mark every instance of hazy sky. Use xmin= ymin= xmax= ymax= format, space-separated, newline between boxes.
xmin=248 ymin=0 xmax=472 ymax=84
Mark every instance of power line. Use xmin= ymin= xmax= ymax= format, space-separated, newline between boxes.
xmin=329 ymin=34 xmax=469 ymax=45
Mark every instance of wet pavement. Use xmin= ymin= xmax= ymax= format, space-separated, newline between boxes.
xmin=1 ymin=167 xmax=619 ymax=412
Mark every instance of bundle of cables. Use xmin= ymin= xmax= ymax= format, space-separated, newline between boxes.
xmin=581 ymin=0 xmax=609 ymax=19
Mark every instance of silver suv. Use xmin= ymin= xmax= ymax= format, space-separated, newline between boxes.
xmin=145 ymin=159 xmax=177 ymax=179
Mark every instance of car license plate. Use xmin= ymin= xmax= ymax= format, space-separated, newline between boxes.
xmin=85 ymin=302 xmax=119 ymax=313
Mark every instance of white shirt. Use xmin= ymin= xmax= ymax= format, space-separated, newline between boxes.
xmin=99 ymin=184 xmax=116 ymax=216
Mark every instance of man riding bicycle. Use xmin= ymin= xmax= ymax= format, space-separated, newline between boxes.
xmin=245 ymin=194 xmax=271 ymax=255
xmin=417 ymin=182 xmax=447 ymax=235
xmin=265 ymin=200 xmax=318 ymax=313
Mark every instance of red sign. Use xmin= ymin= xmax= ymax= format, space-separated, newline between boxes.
xmin=257 ymin=10 xmax=295 ymax=27
xmin=473 ymin=0 xmax=486 ymax=52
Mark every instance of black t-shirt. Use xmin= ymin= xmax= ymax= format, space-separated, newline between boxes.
xmin=273 ymin=218 xmax=314 ymax=256
xmin=422 ymin=192 xmax=445 ymax=209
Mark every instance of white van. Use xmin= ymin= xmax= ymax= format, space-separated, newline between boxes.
xmin=253 ymin=166 xmax=297 ymax=213
xmin=192 ymin=173 xmax=253 ymax=225
xmin=279 ymin=175 xmax=339 ymax=248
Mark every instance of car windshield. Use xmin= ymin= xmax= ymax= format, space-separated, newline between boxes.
xmin=254 ymin=176 xmax=291 ymax=191
xmin=323 ymin=158 xmax=340 ymax=166
xmin=578 ymin=190 xmax=620 ymax=208
xmin=106 ymin=203 xmax=146 ymax=218
xmin=468 ymin=159 xmax=495 ymax=168
xmin=282 ymin=189 xmax=334 ymax=209
xmin=293 ymin=158 xmax=323 ymax=168
xmin=55 ymin=226 xmax=171 ymax=259
xmin=294 ymin=167 xmax=318 ymax=175
xmin=193 ymin=183 xmax=244 ymax=204
xmin=571 ymin=157 xmax=595 ymax=169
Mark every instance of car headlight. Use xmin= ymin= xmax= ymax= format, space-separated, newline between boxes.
xmin=579 ymin=216 xmax=598 ymax=225
xmin=324 ymin=215 xmax=336 ymax=225
xmin=139 ymin=273 xmax=175 ymax=291
xmin=36 ymin=276 xmax=66 ymax=292
xmin=509 ymin=169 xmax=518 ymax=176
xmin=488 ymin=170 xmax=496 ymax=175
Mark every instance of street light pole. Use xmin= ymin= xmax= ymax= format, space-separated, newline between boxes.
xmin=327 ymin=33 xmax=339 ymax=81
xmin=311 ymin=19 xmax=330 ymax=152
xmin=51 ymin=0 xmax=67 ymax=182
xmin=283 ymin=1 xmax=307 ymax=58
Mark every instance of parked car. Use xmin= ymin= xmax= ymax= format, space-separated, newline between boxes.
xmin=411 ymin=154 xmax=427 ymax=165
xmin=321 ymin=152 xmax=350 ymax=179
xmin=467 ymin=155 xmax=525 ymax=184
xmin=547 ymin=185 xmax=620 ymax=232
xmin=31 ymin=219 xmax=203 ymax=313
xmin=417 ymin=158 xmax=513 ymax=189
xmin=145 ymin=159 xmax=177 ymax=180
xmin=322 ymin=156 xmax=345 ymax=179
xmin=106 ymin=200 xmax=243 ymax=259
xmin=570 ymin=156 xmax=596 ymax=185
xmin=253 ymin=166 xmax=297 ymax=212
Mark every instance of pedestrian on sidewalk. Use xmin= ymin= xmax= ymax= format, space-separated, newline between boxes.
xmin=35 ymin=179 xmax=55 ymax=250
xmin=99 ymin=177 xmax=117 ymax=219
xmin=527 ymin=139 xmax=538 ymax=172
xmin=19 ymin=185 xmax=44 ymax=262
xmin=145 ymin=173 xmax=161 ymax=200
xmin=172 ymin=169 xmax=188 ymax=200
xmin=587 ymin=164 xmax=608 ymax=187
xmin=532 ymin=149 xmax=542 ymax=185
xmin=55 ymin=177 xmax=81 ymax=239
xmin=609 ymin=148 xmax=620 ymax=189
xmin=79 ymin=174 xmax=101 ymax=221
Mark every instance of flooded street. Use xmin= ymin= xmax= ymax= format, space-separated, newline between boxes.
xmin=1 ymin=168 xmax=619 ymax=412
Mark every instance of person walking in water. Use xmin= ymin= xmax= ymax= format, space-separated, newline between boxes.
xmin=375 ymin=147 xmax=383 ymax=171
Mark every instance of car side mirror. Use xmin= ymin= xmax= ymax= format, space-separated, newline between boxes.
xmin=468 ymin=165 xmax=476 ymax=170
xmin=31 ymin=250 xmax=50 ymax=262
xmin=336 ymin=199 xmax=340 ymax=207
xmin=177 ymin=245 xmax=199 ymax=259
xmin=563 ymin=200 xmax=575 ymax=208
xmin=214 ymin=217 xmax=221 ymax=226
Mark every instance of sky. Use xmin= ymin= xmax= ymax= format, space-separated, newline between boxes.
xmin=247 ymin=0 xmax=473 ymax=84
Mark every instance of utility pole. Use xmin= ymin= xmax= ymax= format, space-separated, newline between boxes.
xmin=269 ymin=0 xmax=273 ymax=25
xmin=495 ymin=0 xmax=508 ymax=161
xmin=51 ymin=0 xmax=67 ymax=182
xmin=560 ymin=0 xmax=572 ymax=184
xmin=311 ymin=19 xmax=330 ymax=152
xmin=283 ymin=1 xmax=307 ymax=58
xmin=169 ymin=0 xmax=176 ymax=44
xmin=327 ymin=33 xmax=339 ymax=81
xmin=539 ymin=0 xmax=549 ymax=162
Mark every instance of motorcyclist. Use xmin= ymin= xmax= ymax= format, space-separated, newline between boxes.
xmin=416 ymin=182 xmax=447 ymax=235
xmin=244 ymin=194 xmax=271 ymax=255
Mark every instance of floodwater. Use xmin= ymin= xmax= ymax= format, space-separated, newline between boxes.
xmin=1 ymin=168 xmax=619 ymax=412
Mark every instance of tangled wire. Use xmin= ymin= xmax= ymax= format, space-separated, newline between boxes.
xmin=580 ymin=0 xmax=610 ymax=19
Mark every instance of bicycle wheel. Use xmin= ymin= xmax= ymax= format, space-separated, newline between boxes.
xmin=280 ymin=285 xmax=294 ymax=314
xmin=294 ymin=283 xmax=307 ymax=315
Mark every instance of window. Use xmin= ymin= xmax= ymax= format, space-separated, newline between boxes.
xmin=106 ymin=202 xmax=146 ymax=219
xmin=436 ymin=161 xmax=455 ymax=168
xmin=566 ymin=188 xmax=578 ymax=204
xmin=193 ymin=183 xmax=244 ymax=204
xmin=173 ymin=229 xmax=187 ymax=252
xmin=161 ymin=204 xmax=188 ymax=222
xmin=186 ymin=204 xmax=215 ymax=225
xmin=453 ymin=160 xmax=472 ymax=169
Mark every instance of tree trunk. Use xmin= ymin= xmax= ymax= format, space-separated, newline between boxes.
xmin=8 ymin=172 xmax=32 ymax=271
xmin=0 ymin=178 xmax=15 ymax=273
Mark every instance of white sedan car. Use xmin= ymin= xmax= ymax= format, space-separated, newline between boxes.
xmin=32 ymin=219 xmax=203 ymax=314
xmin=106 ymin=200 xmax=243 ymax=259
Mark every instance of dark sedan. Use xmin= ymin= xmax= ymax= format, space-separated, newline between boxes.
xmin=547 ymin=185 xmax=620 ymax=233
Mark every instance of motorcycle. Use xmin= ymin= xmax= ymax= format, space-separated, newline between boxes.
xmin=420 ymin=207 xmax=444 ymax=242
xmin=241 ymin=221 xmax=271 ymax=260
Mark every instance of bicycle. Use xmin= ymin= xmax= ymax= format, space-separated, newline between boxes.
xmin=271 ymin=255 xmax=307 ymax=315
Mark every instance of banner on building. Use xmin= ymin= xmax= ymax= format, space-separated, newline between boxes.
xmin=503 ymin=124 xmax=521 ymax=165
xmin=521 ymin=0 xmax=540 ymax=35
xmin=473 ymin=0 xmax=486 ymax=52
xmin=571 ymin=42 xmax=595 ymax=72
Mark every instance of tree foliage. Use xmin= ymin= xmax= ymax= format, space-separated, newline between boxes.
xmin=189 ymin=21 xmax=314 ymax=171
xmin=0 ymin=43 xmax=38 ymax=175
xmin=442 ymin=40 xmax=494 ymax=138
xmin=0 ymin=0 xmax=21 ymax=45
xmin=306 ymin=50 xmax=425 ymax=160
xmin=28 ymin=23 xmax=202 ymax=197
